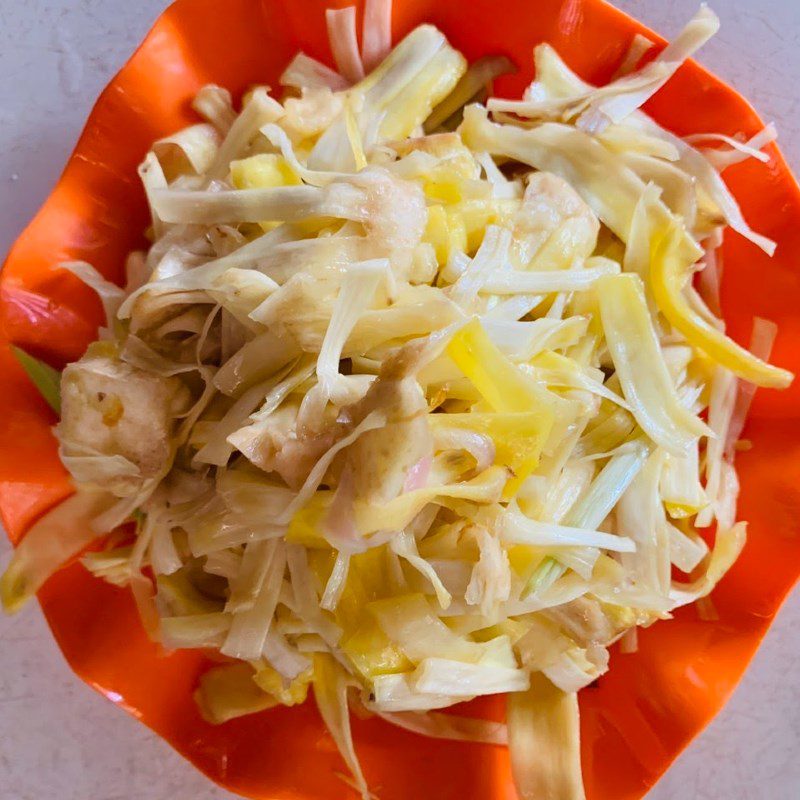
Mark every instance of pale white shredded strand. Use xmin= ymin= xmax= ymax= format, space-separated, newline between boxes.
xmin=326 ymin=7 xmax=366 ymax=83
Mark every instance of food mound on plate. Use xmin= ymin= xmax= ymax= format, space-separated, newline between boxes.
xmin=2 ymin=2 xmax=792 ymax=798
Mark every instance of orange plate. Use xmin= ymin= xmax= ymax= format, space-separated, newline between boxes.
xmin=1 ymin=1 xmax=799 ymax=798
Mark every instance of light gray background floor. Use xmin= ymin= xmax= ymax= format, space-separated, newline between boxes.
xmin=1 ymin=1 xmax=798 ymax=798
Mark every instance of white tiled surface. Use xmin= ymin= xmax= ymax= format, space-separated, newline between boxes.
xmin=1 ymin=1 xmax=798 ymax=798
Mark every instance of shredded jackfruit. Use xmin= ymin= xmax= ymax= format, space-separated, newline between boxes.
xmin=2 ymin=4 xmax=793 ymax=800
